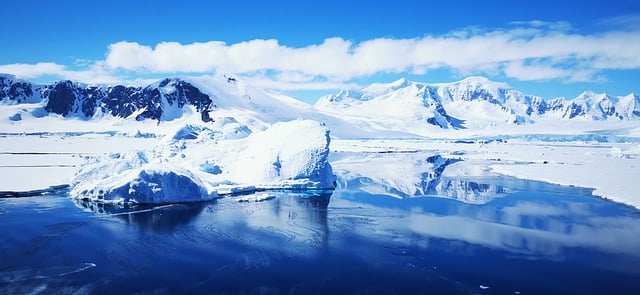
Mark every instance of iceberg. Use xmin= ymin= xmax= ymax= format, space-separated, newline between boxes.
xmin=70 ymin=119 xmax=336 ymax=204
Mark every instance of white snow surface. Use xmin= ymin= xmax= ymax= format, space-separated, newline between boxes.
xmin=331 ymin=139 xmax=640 ymax=209
xmin=314 ymin=76 xmax=640 ymax=136
xmin=1 ymin=75 xmax=639 ymax=209
xmin=69 ymin=119 xmax=335 ymax=204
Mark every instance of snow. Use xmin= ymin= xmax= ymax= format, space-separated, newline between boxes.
xmin=0 ymin=134 xmax=158 ymax=192
xmin=230 ymin=120 xmax=334 ymax=186
xmin=315 ymin=81 xmax=457 ymax=134
xmin=487 ymin=141 xmax=640 ymax=209
xmin=314 ymin=76 xmax=640 ymax=137
xmin=68 ymin=119 xmax=336 ymax=204
xmin=72 ymin=160 xmax=215 ymax=204
xmin=445 ymin=100 xmax=518 ymax=126
xmin=330 ymin=139 xmax=640 ymax=208
xmin=1 ymin=74 xmax=639 ymax=209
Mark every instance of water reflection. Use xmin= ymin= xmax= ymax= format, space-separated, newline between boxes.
xmin=427 ymin=178 xmax=510 ymax=203
xmin=2 ymin=186 xmax=639 ymax=293
xmin=198 ymin=192 xmax=332 ymax=257
xmin=73 ymin=199 xmax=207 ymax=232
xmin=334 ymin=152 xmax=594 ymax=204
xmin=73 ymin=191 xmax=332 ymax=239
xmin=333 ymin=189 xmax=640 ymax=264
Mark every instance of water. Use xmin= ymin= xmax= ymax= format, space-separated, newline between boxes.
xmin=1 ymin=184 xmax=639 ymax=294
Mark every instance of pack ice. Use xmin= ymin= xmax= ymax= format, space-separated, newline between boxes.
xmin=70 ymin=119 xmax=336 ymax=204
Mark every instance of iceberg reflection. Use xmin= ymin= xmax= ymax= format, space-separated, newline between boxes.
xmin=198 ymin=191 xmax=332 ymax=256
xmin=74 ymin=191 xmax=331 ymax=245
xmin=73 ymin=199 xmax=208 ymax=232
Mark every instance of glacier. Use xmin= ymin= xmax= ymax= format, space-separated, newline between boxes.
xmin=69 ymin=119 xmax=336 ymax=204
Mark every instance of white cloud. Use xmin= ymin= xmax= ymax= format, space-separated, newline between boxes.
xmin=2 ymin=21 xmax=639 ymax=90
xmin=274 ymin=71 xmax=317 ymax=83
xmin=102 ymin=25 xmax=640 ymax=83
xmin=596 ymin=14 xmax=640 ymax=31
xmin=0 ymin=62 xmax=65 ymax=78
xmin=503 ymin=60 xmax=571 ymax=81
xmin=0 ymin=61 xmax=124 ymax=85
xmin=509 ymin=20 xmax=572 ymax=32
xmin=245 ymin=75 xmax=360 ymax=91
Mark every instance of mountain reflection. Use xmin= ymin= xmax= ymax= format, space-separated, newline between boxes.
xmin=334 ymin=152 xmax=593 ymax=204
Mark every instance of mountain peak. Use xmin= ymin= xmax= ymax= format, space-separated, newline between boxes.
xmin=578 ymin=90 xmax=600 ymax=96
xmin=453 ymin=76 xmax=510 ymax=89
xmin=575 ymin=91 xmax=612 ymax=102
xmin=459 ymin=76 xmax=492 ymax=83
xmin=390 ymin=77 xmax=410 ymax=86
xmin=362 ymin=77 xmax=414 ymax=94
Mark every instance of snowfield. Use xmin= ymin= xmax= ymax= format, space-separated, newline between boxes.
xmin=331 ymin=139 xmax=640 ymax=208
xmin=2 ymin=133 xmax=637 ymax=208
xmin=1 ymin=74 xmax=639 ymax=209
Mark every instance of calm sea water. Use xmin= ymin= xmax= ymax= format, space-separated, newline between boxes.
xmin=1 ymin=183 xmax=639 ymax=294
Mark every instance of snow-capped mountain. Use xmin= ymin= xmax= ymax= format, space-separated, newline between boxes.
xmin=315 ymin=78 xmax=460 ymax=131
xmin=545 ymin=91 xmax=640 ymax=120
xmin=0 ymin=74 xmax=43 ymax=104
xmin=0 ymin=74 xmax=214 ymax=122
xmin=314 ymin=77 xmax=544 ymax=130
xmin=0 ymin=74 xmax=386 ymax=138
xmin=314 ymin=76 xmax=640 ymax=132
xmin=2 ymin=74 xmax=639 ymax=138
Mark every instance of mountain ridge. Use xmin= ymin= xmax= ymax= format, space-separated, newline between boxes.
xmin=314 ymin=76 xmax=640 ymax=131
xmin=1 ymin=74 xmax=639 ymax=135
xmin=0 ymin=74 xmax=215 ymax=122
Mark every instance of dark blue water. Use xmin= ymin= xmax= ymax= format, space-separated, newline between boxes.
xmin=1 ymin=185 xmax=639 ymax=294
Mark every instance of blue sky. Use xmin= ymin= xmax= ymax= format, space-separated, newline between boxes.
xmin=1 ymin=0 xmax=639 ymax=103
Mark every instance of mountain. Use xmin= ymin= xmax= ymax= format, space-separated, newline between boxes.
xmin=0 ymin=74 xmax=43 ymax=104
xmin=0 ymin=74 xmax=387 ymax=138
xmin=0 ymin=74 xmax=214 ymax=122
xmin=315 ymin=78 xmax=460 ymax=130
xmin=314 ymin=76 xmax=640 ymax=132
xmin=545 ymin=91 xmax=640 ymax=120
xmin=2 ymin=74 xmax=639 ymax=137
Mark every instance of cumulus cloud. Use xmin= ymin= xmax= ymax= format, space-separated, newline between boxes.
xmin=0 ymin=62 xmax=124 ymax=85
xmin=0 ymin=61 xmax=129 ymax=85
xmin=503 ymin=60 xmax=572 ymax=81
xmin=246 ymin=74 xmax=361 ymax=91
xmin=2 ymin=21 xmax=639 ymax=90
xmin=100 ymin=24 xmax=640 ymax=84
xmin=0 ymin=62 xmax=65 ymax=78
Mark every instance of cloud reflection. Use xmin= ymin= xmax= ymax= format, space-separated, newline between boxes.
xmin=332 ymin=190 xmax=640 ymax=262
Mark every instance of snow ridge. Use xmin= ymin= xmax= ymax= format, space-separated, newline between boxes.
xmin=314 ymin=77 xmax=640 ymax=132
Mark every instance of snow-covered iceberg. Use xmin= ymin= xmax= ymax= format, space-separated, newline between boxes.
xmin=70 ymin=119 xmax=336 ymax=204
